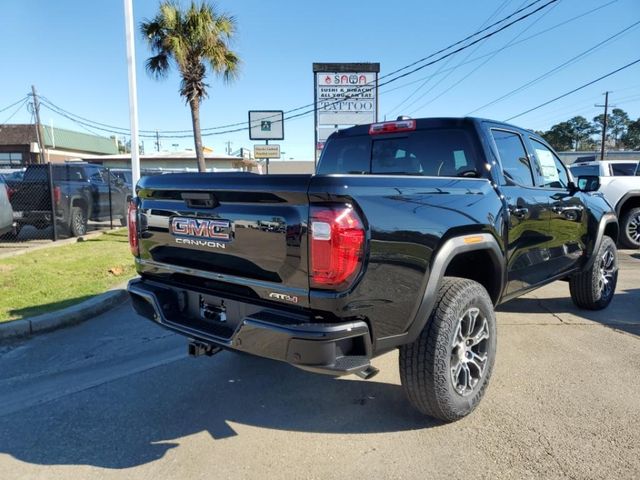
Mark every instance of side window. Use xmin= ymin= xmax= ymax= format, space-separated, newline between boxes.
xmin=530 ymin=139 xmax=568 ymax=189
xmin=610 ymin=163 xmax=637 ymax=176
xmin=491 ymin=130 xmax=534 ymax=187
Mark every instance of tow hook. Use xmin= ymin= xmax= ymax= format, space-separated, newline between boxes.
xmin=354 ymin=365 xmax=379 ymax=380
xmin=188 ymin=340 xmax=222 ymax=357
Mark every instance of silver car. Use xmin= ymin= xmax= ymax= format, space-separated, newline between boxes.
xmin=0 ymin=175 xmax=15 ymax=237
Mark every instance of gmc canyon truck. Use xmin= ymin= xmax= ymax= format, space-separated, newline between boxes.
xmin=127 ymin=117 xmax=618 ymax=422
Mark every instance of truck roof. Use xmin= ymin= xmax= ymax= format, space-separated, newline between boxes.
xmin=330 ymin=116 xmax=532 ymax=138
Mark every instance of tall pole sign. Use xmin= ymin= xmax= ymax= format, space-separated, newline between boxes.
xmin=313 ymin=62 xmax=380 ymax=165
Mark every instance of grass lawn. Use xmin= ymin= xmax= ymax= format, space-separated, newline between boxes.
xmin=0 ymin=229 xmax=137 ymax=322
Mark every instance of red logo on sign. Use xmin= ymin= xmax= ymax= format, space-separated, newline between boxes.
xmin=324 ymin=75 xmax=332 ymax=84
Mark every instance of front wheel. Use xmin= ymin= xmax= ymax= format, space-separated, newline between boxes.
xmin=399 ymin=277 xmax=497 ymax=422
xmin=569 ymin=235 xmax=617 ymax=310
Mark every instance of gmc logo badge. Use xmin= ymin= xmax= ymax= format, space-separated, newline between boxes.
xmin=170 ymin=217 xmax=232 ymax=241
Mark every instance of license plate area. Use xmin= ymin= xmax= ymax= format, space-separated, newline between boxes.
xmin=177 ymin=291 xmax=263 ymax=340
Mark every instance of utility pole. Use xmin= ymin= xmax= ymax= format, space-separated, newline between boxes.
xmin=225 ymin=141 xmax=233 ymax=155
xmin=155 ymin=130 xmax=160 ymax=152
xmin=31 ymin=85 xmax=46 ymax=164
xmin=595 ymin=91 xmax=616 ymax=161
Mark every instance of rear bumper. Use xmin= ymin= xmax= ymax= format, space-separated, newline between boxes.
xmin=127 ymin=278 xmax=372 ymax=376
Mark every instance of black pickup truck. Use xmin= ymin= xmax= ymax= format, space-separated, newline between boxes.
xmin=127 ymin=117 xmax=618 ymax=421
xmin=10 ymin=163 xmax=131 ymax=237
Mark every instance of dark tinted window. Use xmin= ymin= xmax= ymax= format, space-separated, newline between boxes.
xmin=570 ymin=165 xmax=599 ymax=177
xmin=491 ymin=130 xmax=534 ymax=187
xmin=610 ymin=163 xmax=638 ymax=176
xmin=371 ymin=129 xmax=478 ymax=176
xmin=530 ymin=139 xmax=568 ymax=188
xmin=317 ymin=136 xmax=369 ymax=174
xmin=23 ymin=165 xmax=52 ymax=182
xmin=318 ymin=128 xmax=479 ymax=177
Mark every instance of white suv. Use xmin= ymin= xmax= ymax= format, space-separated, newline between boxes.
xmin=570 ymin=160 xmax=640 ymax=248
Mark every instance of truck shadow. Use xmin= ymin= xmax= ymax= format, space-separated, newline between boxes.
xmin=0 ymin=351 xmax=440 ymax=469
xmin=497 ymin=287 xmax=640 ymax=336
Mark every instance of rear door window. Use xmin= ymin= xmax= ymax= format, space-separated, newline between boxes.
xmin=491 ymin=130 xmax=534 ymax=187
xmin=610 ymin=163 xmax=638 ymax=176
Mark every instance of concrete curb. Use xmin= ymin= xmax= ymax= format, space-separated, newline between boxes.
xmin=0 ymin=283 xmax=131 ymax=341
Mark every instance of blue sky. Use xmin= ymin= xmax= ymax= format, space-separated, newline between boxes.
xmin=2 ymin=0 xmax=640 ymax=159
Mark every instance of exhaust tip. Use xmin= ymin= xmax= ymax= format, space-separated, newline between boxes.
xmin=354 ymin=365 xmax=379 ymax=380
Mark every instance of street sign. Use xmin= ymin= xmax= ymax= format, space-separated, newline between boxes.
xmin=248 ymin=110 xmax=284 ymax=140
xmin=254 ymin=144 xmax=281 ymax=159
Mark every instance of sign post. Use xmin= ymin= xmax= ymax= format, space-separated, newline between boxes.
xmin=249 ymin=110 xmax=284 ymax=175
xmin=313 ymin=63 xmax=380 ymax=164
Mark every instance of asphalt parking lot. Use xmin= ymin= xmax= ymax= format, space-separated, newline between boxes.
xmin=0 ymin=251 xmax=638 ymax=479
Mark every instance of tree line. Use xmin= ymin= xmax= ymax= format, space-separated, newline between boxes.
xmin=536 ymin=108 xmax=640 ymax=152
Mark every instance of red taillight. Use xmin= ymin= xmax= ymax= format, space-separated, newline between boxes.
xmin=128 ymin=200 xmax=139 ymax=256
xmin=368 ymin=119 xmax=416 ymax=135
xmin=310 ymin=205 xmax=365 ymax=289
xmin=5 ymin=185 xmax=14 ymax=202
xmin=53 ymin=186 xmax=62 ymax=206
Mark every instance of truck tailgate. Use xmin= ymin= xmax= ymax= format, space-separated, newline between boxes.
xmin=136 ymin=173 xmax=312 ymax=304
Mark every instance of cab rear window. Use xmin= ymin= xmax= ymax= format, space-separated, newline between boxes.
xmin=317 ymin=129 xmax=479 ymax=176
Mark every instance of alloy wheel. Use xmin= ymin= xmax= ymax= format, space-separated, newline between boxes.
xmin=450 ymin=307 xmax=490 ymax=397
xmin=628 ymin=213 xmax=640 ymax=243
xmin=598 ymin=248 xmax=616 ymax=299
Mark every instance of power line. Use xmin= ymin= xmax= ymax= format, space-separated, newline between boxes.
xmin=0 ymin=96 xmax=28 ymax=114
xmin=0 ymin=98 xmax=29 ymax=126
xmin=377 ymin=1 xmax=616 ymax=102
xmin=504 ymin=58 xmax=640 ymax=121
xmin=35 ymin=0 xmax=560 ymax=139
xmin=468 ymin=19 xmax=640 ymax=115
xmin=407 ymin=0 xmax=559 ymax=116
xmin=385 ymin=0 xmax=516 ymax=117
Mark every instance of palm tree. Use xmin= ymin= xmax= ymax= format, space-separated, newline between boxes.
xmin=141 ymin=1 xmax=240 ymax=172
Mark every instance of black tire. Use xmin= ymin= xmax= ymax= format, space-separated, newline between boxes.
xmin=619 ymin=207 xmax=640 ymax=249
xmin=69 ymin=206 xmax=88 ymax=237
xmin=119 ymin=215 xmax=128 ymax=227
xmin=569 ymin=235 xmax=617 ymax=310
xmin=399 ymin=277 xmax=497 ymax=422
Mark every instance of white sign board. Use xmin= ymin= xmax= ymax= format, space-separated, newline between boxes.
xmin=316 ymin=72 xmax=377 ymax=125
xmin=249 ymin=111 xmax=284 ymax=140
xmin=254 ymin=144 xmax=281 ymax=159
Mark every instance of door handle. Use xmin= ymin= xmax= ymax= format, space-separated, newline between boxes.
xmin=552 ymin=205 xmax=584 ymax=214
xmin=509 ymin=207 xmax=529 ymax=219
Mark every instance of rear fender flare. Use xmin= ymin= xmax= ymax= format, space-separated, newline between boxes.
xmin=376 ymin=233 xmax=504 ymax=351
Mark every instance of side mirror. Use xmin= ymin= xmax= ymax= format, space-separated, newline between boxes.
xmin=576 ymin=175 xmax=600 ymax=193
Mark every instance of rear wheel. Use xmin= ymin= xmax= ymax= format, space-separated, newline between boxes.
xmin=399 ymin=277 xmax=497 ymax=422
xmin=69 ymin=206 xmax=87 ymax=237
xmin=569 ymin=235 xmax=617 ymax=310
xmin=619 ymin=207 xmax=640 ymax=249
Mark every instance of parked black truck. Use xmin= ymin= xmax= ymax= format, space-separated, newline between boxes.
xmin=10 ymin=162 xmax=131 ymax=237
xmin=127 ymin=117 xmax=618 ymax=421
